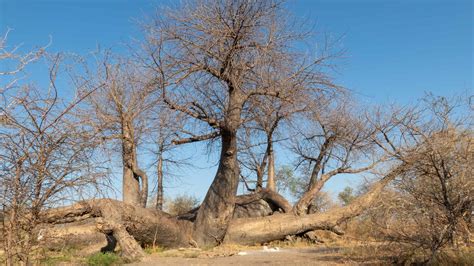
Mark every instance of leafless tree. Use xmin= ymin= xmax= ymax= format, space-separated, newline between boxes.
xmin=290 ymin=97 xmax=382 ymax=215
xmin=365 ymin=95 xmax=473 ymax=263
xmin=33 ymin=2 xmax=421 ymax=261
xmin=239 ymin=94 xmax=307 ymax=192
xmin=79 ymin=55 xmax=157 ymax=207
xmin=149 ymin=107 xmax=189 ymax=210
xmin=0 ymin=30 xmax=46 ymax=119
xmin=0 ymin=54 xmax=105 ymax=265
xmin=143 ymin=0 xmax=337 ymax=245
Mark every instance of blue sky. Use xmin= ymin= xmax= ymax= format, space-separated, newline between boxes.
xmin=1 ymin=0 xmax=472 ymax=202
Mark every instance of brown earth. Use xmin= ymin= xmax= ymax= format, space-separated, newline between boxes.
xmin=129 ymin=246 xmax=389 ymax=266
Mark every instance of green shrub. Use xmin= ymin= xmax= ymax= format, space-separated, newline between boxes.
xmin=86 ymin=252 xmax=122 ymax=266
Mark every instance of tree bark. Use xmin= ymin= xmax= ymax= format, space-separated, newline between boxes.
xmin=122 ymin=119 xmax=148 ymax=207
xmin=266 ymin=141 xmax=275 ymax=191
xmin=225 ymin=164 xmax=404 ymax=244
xmin=192 ymin=127 xmax=240 ymax=246
xmin=235 ymin=188 xmax=292 ymax=213
xmin=293 ymin=176 xmax=328 ymax=215
xmin=41 ymin=199 xmax=194 ymax=257
xmin=40 ymin=166 xmax=405 ymax=261
xmin=122 ymin=120 xmax=140 ymax=206
xmin=41 ymin=164 xmax=400 ymax=259
xmin=156 ymin=155 xmax=164 ymax=210
xmin=133 ymin=166 xmax=148 ymax=208
xmin=256 ymin=167 xmax=263 ymax=190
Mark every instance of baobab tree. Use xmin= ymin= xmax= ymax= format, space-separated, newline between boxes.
xmin=144 ymin=0 xmax=337 ymax=245
xmin=290 ymin=99 xmax=383 ymax=215
xmin=80 ymin=56 xmax=156 ymax=207
xmin=33 ymin=1 xmax=420 ymax=262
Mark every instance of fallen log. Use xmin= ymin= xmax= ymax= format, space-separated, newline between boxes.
xmin=38 ymin=165 xmax=404 ymax=262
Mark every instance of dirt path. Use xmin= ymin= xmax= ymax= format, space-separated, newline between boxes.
xmin=129 ymin=247 xmax=349 ymax=266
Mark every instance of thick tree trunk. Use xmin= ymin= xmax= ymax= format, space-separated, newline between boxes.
xmin=225 ymin=165 xmax=403 ymax=244
xmin=40 ymin=166 xmax=399 ymax=260
xmin=174 ymin=190 xmax=291 ymax=222
xmin=156 ymin=155 xmax=164 ymax=210
xmin=192 ymin=128 xmax=240 ymax=246
xmin=122 ymin=120 xmax=140 ymax=206
xmin=40 ymin=166 xmax=404 ymax=261
xmin=41 ymin=199 xmax=194 ymax=261
xmin=191 ymin=90 xmax=243 ymax=246
xmin=122 ymin=119 xmax=148 ymax=207
xmin=235 ymin=188 xmax=292 ymax=213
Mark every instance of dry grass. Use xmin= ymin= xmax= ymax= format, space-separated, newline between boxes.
xmin=6 ymin=230 xmax=472 ymax=265
xmin=145 ymin=243 xmax=259 ymax=259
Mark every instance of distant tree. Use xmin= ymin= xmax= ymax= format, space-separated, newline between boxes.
xmin=276 ymin=165 xmax=336 ymax=213
xmin=80 ymin=55 xmax=157 ymax=207
xmin=275 ymin=165 xmax=305 ymax=196
xmin=150 ymin=108 xmax=188 ymax=211
xmin=239 ymin=96 xmax=306 ymax=192
xmin=338 ymin=187 xmax=356 ymax=206
xmin=165 ymin=194 xmax=200 ymax=216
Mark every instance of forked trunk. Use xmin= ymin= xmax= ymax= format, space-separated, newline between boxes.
xmin=122 ymin=119 xmax=148 ymax=207
xmin=122 ymin=121 xmax=140 ymax=206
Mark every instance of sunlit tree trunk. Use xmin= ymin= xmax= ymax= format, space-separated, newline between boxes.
xmin=192 ymin=95 xmax=242 ymax=246
xmin=156 ymin=155 xmax=164 ymax=210
xmin=266 ymin=140 xmax=276 ymax=191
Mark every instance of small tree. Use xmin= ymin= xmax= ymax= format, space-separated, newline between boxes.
xmin=239 ymin=96 xmax=305 ymax=192
xmin=150 ymin=107 xmax=188 ymax=210
xmin=290 ymin=99 xmax=382 ymax=215
xmin=165 ymin=194 xmax=200 ymax=216
xmin=338 ymin=187 xmax=356 ymax=206
xmin=275 ymin=165 xmax=336 ymax=213
xmin=367 ymin=95 xmax=473 ymax=263
xmin=0 ymin=54 xmax=105 ymax=265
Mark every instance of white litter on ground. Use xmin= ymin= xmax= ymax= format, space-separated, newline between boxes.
xmin=262 ymin=246 xmax=280 ymax=252
xmin=237 ymin=251 xmax=248 ymax=256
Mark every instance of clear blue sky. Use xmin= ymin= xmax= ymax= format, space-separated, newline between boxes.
xmin=1 ymin=0 xmax=472 ymax=201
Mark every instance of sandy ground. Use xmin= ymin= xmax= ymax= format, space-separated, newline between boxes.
xmin=129 ymin=247 xmax=354 ymax=266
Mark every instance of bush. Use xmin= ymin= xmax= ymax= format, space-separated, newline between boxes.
xmin=165 ymin=194 xmax=199 ymax=216
xmin=86 ymin=252 xmax=122 ymax=266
